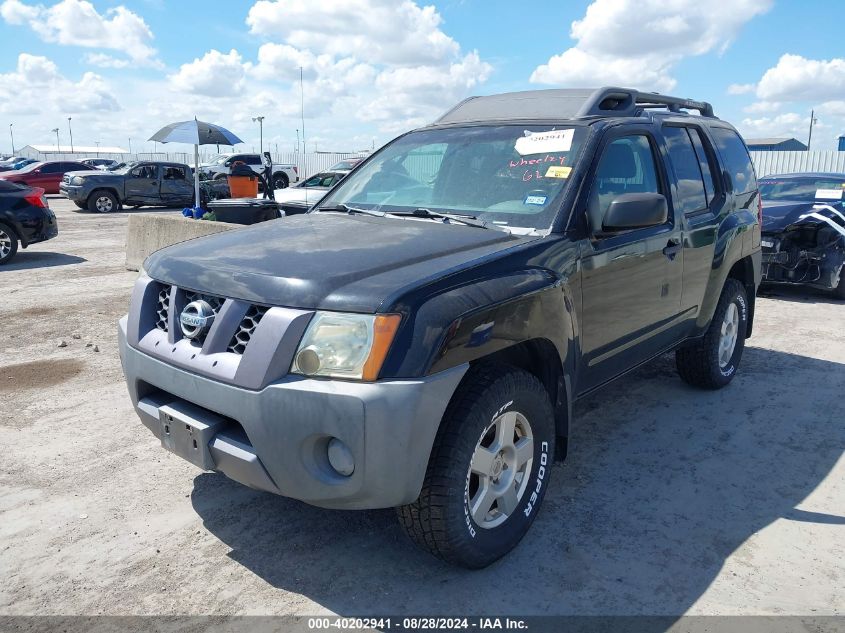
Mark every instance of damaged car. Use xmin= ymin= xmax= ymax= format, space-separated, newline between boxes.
xmin=759 ymin=173 xmax=845 ymax=298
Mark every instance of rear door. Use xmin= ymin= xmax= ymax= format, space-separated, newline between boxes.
xmin=661 ymin=124 xmax=726 ymax=319
xmin=125 ymin=164 xmax=160 ymax=203
xmin=577 ymin=126 xmax=685 ymax=392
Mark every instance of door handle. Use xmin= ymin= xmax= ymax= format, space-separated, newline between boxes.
xmin=662 ymin=238 xmax=682 ymax=260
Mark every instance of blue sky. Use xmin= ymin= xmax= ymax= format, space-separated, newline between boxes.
xmin=1 ymin=0 xmax=844 ymax=154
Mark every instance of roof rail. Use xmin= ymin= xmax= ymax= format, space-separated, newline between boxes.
xmin=576 ymin=87 xmax=715 ymax=118
xmin=433 ymin=87 xmax=716 ymax=126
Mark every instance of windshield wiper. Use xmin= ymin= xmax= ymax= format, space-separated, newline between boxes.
xmin=393 ymin=208 xmax=497 ymax=230
xmin=317 ymin=204 xmax=386 ymax=217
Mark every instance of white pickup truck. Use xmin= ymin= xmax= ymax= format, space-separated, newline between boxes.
xmin=199 ymin=153 xmax=299 ymax=189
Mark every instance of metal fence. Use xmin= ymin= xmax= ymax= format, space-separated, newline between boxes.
xmin=14 ymin=150 xmax=368 ymax=178
xmin=750 ymin=151 xmax=845 ymax=177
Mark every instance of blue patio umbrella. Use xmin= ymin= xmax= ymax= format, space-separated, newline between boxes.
xmin=148 ymin=118 xmax=244 ymax=208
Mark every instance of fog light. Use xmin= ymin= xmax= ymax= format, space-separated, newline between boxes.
xmin=327 ymin=438 xmax=354 ymax=476
xmin=295 ymin=346 xmax=321 ymax=375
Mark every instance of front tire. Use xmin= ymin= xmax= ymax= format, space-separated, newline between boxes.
xmin=834 ymin=269 xmax=845 ymax=300
xmin=398 ymin=364 xmax=555 ymax=568
xmin=0 ymin=223 xmax=19 ymax=265
xmin=88 ymin=190 xmax=118 ymax=213
xmin=676 ymin=278 xmax=748 ymax=389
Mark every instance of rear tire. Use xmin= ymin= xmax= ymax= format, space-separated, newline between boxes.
xmin=273 ymin=173 xmax=289 ymax=189
xmin=88 ymin=190 xmax=118 ymax=213
xmin=74 ymin=201 xmax=87 ymax=210
xmin=397 ymin=363 xmax=555 ymax=569
xmin=0 ymin=223 xmax=18 ymax=265
xmin=676 ymin=278 xmax=748 ymax=389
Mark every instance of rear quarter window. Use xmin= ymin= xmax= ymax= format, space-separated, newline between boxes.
xmin=710 ymin=127 xmax=757 ymax=195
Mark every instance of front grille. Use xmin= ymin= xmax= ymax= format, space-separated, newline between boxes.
xmin=155 ymin=285 xmax=171 ymax=332
xmin=227 ymin=305 xmax=268 ymax=355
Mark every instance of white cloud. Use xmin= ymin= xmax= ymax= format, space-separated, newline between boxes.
xmin=0 ymin=53 xmax=119 ymax=115
xmin=739 ymin=112 xmax=807 ymax=139
xmin=84 ymin=53 xmax=130 ymax=69
xmin=728 ymin=83 xmax=756 ymax=95
xmin=169 ymin=49 xmax=251 ymax=97
xmin=0 ymin=0 xmax=160 ymax=67
xmin=756 ymin=54 xmax=845 ymax=102
xmin=743 ymin=100 xmax=781 ymax=114
xmin=168 ymin=0 xmax=492 ymax=134
xmin=246 ymin=0 xmax=459 ymax=67
xmin=530 ymin=0 xmax=771 ymax=93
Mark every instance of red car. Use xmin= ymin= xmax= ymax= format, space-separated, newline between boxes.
xmin=0 ymin=160 xmax=91 ymax=194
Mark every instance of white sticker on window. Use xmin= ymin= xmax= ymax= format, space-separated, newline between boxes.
xmin=515 ymin=129 xmax=574 ymax=156
xmin=815 ymin=188 xmax=843 ymax=200
xmin=524 ymin=195 xmax=547 ymax=206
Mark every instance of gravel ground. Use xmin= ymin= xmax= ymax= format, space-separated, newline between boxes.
xmin=1 ymin=197 xmax=843 ymax=617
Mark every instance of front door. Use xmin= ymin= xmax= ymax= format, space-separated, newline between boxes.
xmin=578 ymin=130 xmax=685 ymax=392
xmin=125 ymin=164 xmax=160 ymax=203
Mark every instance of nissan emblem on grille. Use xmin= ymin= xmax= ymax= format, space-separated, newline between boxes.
xmin=179 ymin=300 xmax=215 ymax=339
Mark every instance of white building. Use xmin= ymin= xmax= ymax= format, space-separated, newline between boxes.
xmin=17 ymin=144 xmax=129 ymax=161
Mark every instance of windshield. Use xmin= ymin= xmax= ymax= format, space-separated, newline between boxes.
xmin=207 ymin=154 xmax=232 ymax=165
xmin=111 ymin=162 xmax=136 ymax=174
xmin=759 ymin=178 xmax=845 ymax=203
xmin=317 ymin=124 xmax=588 ymax=231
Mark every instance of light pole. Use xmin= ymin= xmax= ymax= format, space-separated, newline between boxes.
xmin=807 ymin=110 xmax=818 ymax=151
xmin=67 ymin=117 xmax=74 ymax=153
xmin=252 ymin=116 xmax=265 ymax=154
xmin=51 ymin=128 xmax=60 ymax=152
xmin=128 ymin=137 xmax=132 ymax=155
xmin=9 ymin=123 xmax=14 ymax=154
xmin=296 ymin=128 xmax=300 ymax=153
xmin=95 ymin=140 xmax=100 ymax=157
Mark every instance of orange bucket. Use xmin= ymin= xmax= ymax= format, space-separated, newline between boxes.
xmin=227 ymin=175 xmax=259 ymax=198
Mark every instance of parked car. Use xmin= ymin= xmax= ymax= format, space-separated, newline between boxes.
xmin=758 ymin=173 xmax=845 ymax=298
xmin=270 ymin=170 xmax=347 ymax=215
xmin=119 ymin=87 xmax=762 ymax=568
xmin=0 ymin=180 xmax=58 ymax=265
xmin=0 ymin=160 xmax=90 ymax=194
xmin=81 ymin=158 xmax=119 ymax=170
xmin=60 ymin=161 xmax=195 ymax=212
xmin=329 ymin=157 xmax=364 ymax=172
xmin=0 ymin=158 xmax=37 ymax=172
xmin=198 ymin=153 xmax=298 ymax=189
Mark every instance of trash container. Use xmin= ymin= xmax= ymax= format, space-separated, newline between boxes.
xmin=207 ymin=198 xmax=282 ymax=225
xmin=227 ymin=162 xmax=259 ymax=198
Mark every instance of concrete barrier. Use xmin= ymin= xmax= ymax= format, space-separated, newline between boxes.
xmin=125 ymin=214 xmax=242 ymax=271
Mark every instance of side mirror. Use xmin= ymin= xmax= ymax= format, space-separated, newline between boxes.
xmin=603 ymin=192 xmax=668 ymax=231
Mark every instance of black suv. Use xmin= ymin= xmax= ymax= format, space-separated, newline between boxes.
xmin=120 ymin=88 xmax=762 ymax=568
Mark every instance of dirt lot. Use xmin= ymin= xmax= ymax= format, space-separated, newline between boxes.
xmin=1 ymin=197 xmax=843 ymax=616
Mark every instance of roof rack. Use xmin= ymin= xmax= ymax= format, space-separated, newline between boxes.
xmin=434 ymin=87 xmax=716 ymax=125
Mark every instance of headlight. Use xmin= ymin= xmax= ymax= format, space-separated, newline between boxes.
xmin=71 ymin=176 xmax=84 ymax=185
xmin=292 ymin=311 xmax=401 ymax=381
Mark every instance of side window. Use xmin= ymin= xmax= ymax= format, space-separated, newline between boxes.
xmin=688 ymin=129 xmax=716 ymax=203
xmin=710 ymin=127 xmax=757 ymax=194
xmin=588 ymin=135 xmax=662 ymax=230
xmin=41 ymin=163 xmax=61 ymax=174
xmin=663 ymin=126 xmax=708 ymax=215
xmin=245 ymin=155 xmax=262 ymax=166
xmin=163 ymin=166 xmax=185 ymax=180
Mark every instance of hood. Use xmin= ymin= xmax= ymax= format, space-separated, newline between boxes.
xmin=145 ymin=213 xmax=536 ymax=313
xmin=66 ymin=170 xmax=118 ymax=178
xmin=271 ymin=187 xmax=328 ymax=204
xmin=762 ymin=200 xmax=844 ymax=233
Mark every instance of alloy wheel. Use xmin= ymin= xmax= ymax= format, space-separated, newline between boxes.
xmin=719 ymin=302 xmax=739 ymax=368
xmin=467 ymin=410 xmax=534 ymax=529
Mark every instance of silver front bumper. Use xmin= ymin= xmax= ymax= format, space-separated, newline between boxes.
xmin=119 ymin=317 xmax=467 ymax=509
